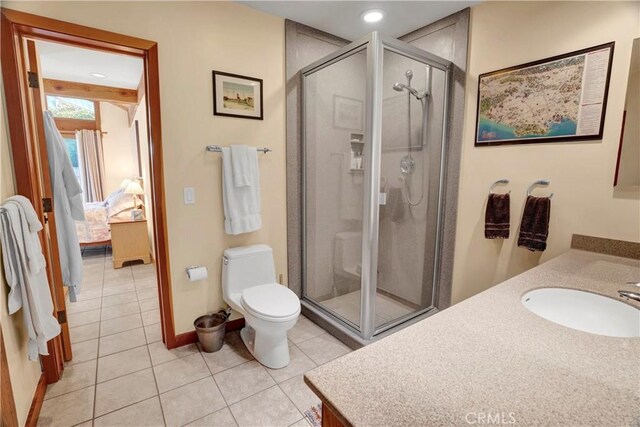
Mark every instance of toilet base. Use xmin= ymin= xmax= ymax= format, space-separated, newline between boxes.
xmin=240 ymin=325 xmax=291 ymax=369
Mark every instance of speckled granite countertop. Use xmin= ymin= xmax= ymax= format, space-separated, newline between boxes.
xmin=304 ymin=250 xmax=640 ymax=426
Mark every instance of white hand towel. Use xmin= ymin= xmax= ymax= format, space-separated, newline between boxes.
xmin=221 ymin=147 xmax=261 ymax=235
xmin=230 ymin=145 xmax=252 ymax=187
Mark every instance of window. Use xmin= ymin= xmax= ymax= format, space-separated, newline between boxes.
xmin=63 ymin=137 xmax=81 ymax=181
xmin=46 ymin=95 xmax=95 ymax=120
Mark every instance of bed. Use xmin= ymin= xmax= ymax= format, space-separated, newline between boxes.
xmin=76 ymin=188 xmax=135 ymax=247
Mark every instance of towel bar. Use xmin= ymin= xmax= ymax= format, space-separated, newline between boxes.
xmin=206 ymin=145 xmax=271 ymax=153
xmin=526 ymin=179 xmax=554 ymax=199
xmin=489 ymin=179 xmax=510 ymax=195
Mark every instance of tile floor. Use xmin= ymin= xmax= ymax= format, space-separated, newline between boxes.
xmin=39 ymin=248 xmax=351 ymax=427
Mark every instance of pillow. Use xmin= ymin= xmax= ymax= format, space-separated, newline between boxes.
xmin=107 ymin=191 xmax=135 ymax=217
xmin=104 ymin=188 xmax=124 ymax=207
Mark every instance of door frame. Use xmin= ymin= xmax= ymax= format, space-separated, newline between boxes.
xmin=1 ymin=8 xmax=178 ymax=379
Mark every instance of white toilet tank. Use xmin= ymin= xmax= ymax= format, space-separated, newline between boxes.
xmin=222 ymin=245 xmax=276 ymax=297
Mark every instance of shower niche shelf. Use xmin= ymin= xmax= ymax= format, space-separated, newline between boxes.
xmin=350 ymin=132 xmax=364 ymax=173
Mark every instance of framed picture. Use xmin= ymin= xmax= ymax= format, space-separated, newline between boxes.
xmin=212 ymin=70 xmax=263 ymax=120
xmin=475 ymin=42 xmax=614 ymax=146
xmin=333 ymin=95 xmax=363 ymax=131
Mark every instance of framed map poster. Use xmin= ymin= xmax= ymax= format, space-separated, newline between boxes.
xmin=475 ymin=42 xmax=614 ymax=146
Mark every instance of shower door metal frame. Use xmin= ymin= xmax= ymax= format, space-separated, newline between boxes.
xmin=301 ymin=31 xmax=453 ymax=342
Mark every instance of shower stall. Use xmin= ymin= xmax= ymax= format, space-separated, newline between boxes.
xmin=301 ymin=32 xmax=451 ymax=343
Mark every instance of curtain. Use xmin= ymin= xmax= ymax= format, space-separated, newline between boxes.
xmin=76 ymin=129 xmax=105 ymax=202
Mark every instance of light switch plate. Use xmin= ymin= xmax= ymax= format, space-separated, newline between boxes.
xmin=184 ymin=187 xmax=195 ymax=205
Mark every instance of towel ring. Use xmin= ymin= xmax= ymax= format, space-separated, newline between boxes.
xmin=489 ymin=179 xmax=510 ymax=195
xmin=526 ymin=179 xmax=554 ymax=199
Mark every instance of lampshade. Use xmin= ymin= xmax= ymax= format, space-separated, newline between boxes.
xmin=125 ymin=181 xmax=144 ymax=195
xmin=119 ymin=178 xmax=132 ymax=189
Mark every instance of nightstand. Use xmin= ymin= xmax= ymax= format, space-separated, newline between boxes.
xmin=109 ymin=218 xmax=151 ymax=269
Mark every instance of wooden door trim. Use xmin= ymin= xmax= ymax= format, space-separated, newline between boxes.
xmin=1 ymin=8 xmax=178 ymax=368
xmin=24 ymin=374 xmax=47 ymax=427
xmin=1 ymin=325 xmax=19 ymax=427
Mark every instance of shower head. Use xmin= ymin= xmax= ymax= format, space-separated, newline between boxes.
xmin=392 ymin=82 xmax=427 ymax=100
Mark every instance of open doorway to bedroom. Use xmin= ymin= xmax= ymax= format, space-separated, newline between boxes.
xmin=32 ymin=40 xmax=164 ymax=358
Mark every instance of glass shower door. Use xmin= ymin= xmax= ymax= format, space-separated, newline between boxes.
xmin=302 ymin=46 xmax=368 ymax=330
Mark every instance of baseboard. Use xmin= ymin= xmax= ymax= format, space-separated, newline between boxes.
xmin=173 ymin=318 xmax=245 ymax=348
xmin=25 ymin=374 xmax=47 ymax=427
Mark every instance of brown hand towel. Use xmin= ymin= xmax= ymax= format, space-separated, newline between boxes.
xmin=485 ymin=193 xmax=510 ymax=239
xmin=517 ymin=195 xmax=551 ymax=251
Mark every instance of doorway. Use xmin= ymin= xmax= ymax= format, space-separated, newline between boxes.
xmin=1 ymin=7 xmax=175 ymax=390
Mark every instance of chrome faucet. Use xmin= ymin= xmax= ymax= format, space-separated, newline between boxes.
xmin=618 ymin=290 xmax=640 ymax=303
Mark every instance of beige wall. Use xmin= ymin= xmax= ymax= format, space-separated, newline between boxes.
xmin=452 ymin=1 xmax=640 ymax=303
xmin=617 ymin=38 xmax=640 ymax=189
xmin=4 ymin=1 xmax=287 ymax=334
xmin=100 ymin=102 xmax=138 ymax=195
xmin=0 ymin=77 xmax=42 ymax=427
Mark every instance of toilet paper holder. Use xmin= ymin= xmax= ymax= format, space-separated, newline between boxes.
xmin=185 ymin=265 xmax=208 ymax=281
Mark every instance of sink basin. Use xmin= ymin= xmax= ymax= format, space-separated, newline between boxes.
xmin=522 ymin=288 xmax=640 ymax=338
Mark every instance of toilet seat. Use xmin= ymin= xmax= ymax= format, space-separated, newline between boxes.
xmin=241 ymin=284 xmax=300 ymax=322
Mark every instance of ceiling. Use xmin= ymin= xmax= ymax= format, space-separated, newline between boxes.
xmin=239 ymin=1 xmax=478 ymax=41
xmin=36 ymin=40 xmax=143 ymax=89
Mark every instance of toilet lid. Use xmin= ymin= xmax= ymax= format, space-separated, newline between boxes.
xmin=241 ymin=284 xmax=300 ymax=319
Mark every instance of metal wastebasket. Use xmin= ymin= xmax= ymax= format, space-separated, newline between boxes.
xmin=194 ymin=310 xmax=229 ymax=353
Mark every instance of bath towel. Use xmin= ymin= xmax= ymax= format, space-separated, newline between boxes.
xmin=230 ymin=145 xmax=252 ymax=187
xmin=517 ymin=196 xmax=551 ymax=252
xmin=221 ymin=147 xmax=261 ymax=235
xmin=485 ymin=193 xmax=510 ymax=239
xmin=1 ymin=197 xmax=61 ymax=361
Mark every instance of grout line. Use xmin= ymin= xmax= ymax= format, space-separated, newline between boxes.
xmin=145 ymin=336 xmax=167 ymax=426
xmin=91 ymin=253 xmax=105 ymax=422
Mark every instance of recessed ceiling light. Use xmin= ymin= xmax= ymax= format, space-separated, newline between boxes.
xmin=361 ymin=9 xmax=384 ymax=23
xmin=90 ymin=72 xmax=107 ymax=78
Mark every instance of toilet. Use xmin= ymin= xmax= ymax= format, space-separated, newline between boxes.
xmin=222 ymin=244 xmax=300 ymax=369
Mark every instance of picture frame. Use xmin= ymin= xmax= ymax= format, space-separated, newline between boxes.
xmin=475 ymin=42 xmax=614 ymax=146
xmin=212 ymin=70 xmax=263 ymax=120
xmin=333 ymin=95 xmax=363 ymax=131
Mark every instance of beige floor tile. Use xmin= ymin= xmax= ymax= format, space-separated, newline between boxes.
xmin=266 ymin=345 xmax=316 ymax=383
xmin=135 ymin=277 xmax=158 ymax=290
xmin=74 ymin=288 xmax=104 ymax=302
xmin=102 ymin=291 xmax=138 ymax=308
xmin=289 ymin=418 xmax=312 ymax=427
xmin=99 ymin=327 xmax=147 ymax=357
xmin=98 ymin=345 xmax=151 ymax=383
xmin=132 ymin=264 xmax=156 ymax=280
xmin=229 ymin=386 xmax=301 ymax=427
xmin=66 ymin=297 xmax=102 ymax=314
xmin=101 ymin=301 xmax=140 ymax=321
xmin=102 ymin=283 xmax=136 ymax=296
xmin=100 ymin=313 xmax=143 ymax=336
xmin=153 ymin=353 xmax=210 ymax=393
xmin=139 ymin=297 xmax=159 ymax=313
xmin=279 ymin=375 xmax=321 ymax=414
xmin=142 ymin=308 xmax=161 ymax=326
xmin=187 ymin=407 xmax=237 ymax=427
xmin=45 ymin=360 xmax=97 ymax=400
xmin=137 ymin=288 xmax=157 ymax=301
xmin=37 ymin=386 xmax=94 ymax=427
xmin=214 ymin=361 xmax=275 ymax=404
xmin=70 ymin=339 xmax=99 ymax=364
xmin=68 ymin=309 xmax=101 ymax=327
xmin=148 ymin=341 xmax=199 ymax=366
xmin=201 ymin=332 xmax=253 ymax=374
xmin=144 ymin=323 xmax=162 ymax=344
xmin=94 ymin=396 xmax=164 ymax=427
xmin=160 ymin=377 xmax=226 ymax=426
xmin=70 ymin=322 xmax=100 ymax=344
xmin=94 ymin=369 xmax=157 ymax=417
xmin=104 ymin=267 xmax=133 ymax=282
xmin=296 ymin=333 xmax=350 ymax=365
xmin=287 ymin=317 xmax=325 ymax=344
xmin=74 ymin=421 xmax=93 ymax=427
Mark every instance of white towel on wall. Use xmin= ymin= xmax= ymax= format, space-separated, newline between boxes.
xmin=0 ymin=196 xmax=61 ymax=361
xmin=221 ymin=147 xmax=261 ymax=235
xmin=230 ymin=145 xmax=252 ymax=187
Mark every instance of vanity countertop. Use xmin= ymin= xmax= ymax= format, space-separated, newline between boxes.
xmin=304 ymin=250 xmax=640 ymax=426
